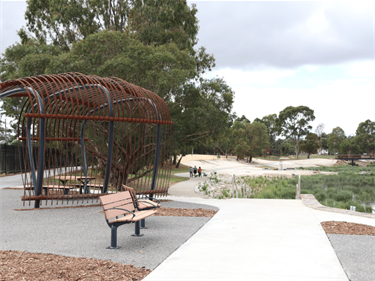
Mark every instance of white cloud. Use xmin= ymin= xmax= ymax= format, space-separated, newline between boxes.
xmin=343 ymin=61 xmax=375 ymax=78
xmin=220 ymin=65 xmax=375 ymax=136
xmin=206 ymin=67 xmax=298 ymax=87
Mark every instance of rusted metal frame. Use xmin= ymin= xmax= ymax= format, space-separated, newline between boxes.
xmin=22 ymin=113 xmax=173 ymax=124
xmin=93 ymin=95 xmax=162 ymax=194
xmin=93 ymin=82 xmax=114 ymax=194
xmin=19 ymin=85 xmax=46 ymax=208
xmin=27 ymin=77 xmax=55 ymax=207
xmin=76 ymin=83 xmax=114 ymax=194
xmin=64 ymin=74 xmax=94 ymax=204
xmin=43 ymin=76 xmax=62 ymax=202
xmin=18 ymin=137 xmax=88 ymax=141
xmin=25 ymin=82 xmax=83 ymax=203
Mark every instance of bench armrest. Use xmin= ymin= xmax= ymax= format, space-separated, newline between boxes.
xmin=137 ymin=200 xmax=158 ymax=209
xmin=105 ymin=207 xmax=136 ymax=219
xmin=140 ymin=196 xmax=161 ymax=205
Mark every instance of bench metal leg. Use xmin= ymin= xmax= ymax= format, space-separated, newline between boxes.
xmin=140 ymin=218 xmax=147 ymax=229
xmin=106 ymin=224 xmax=121 ymax=249
xmin=131 ymin=221 xmax=144 ymax=237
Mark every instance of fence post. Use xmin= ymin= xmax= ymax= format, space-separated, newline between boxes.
xmin=296 ymin=175 xmax=301 ymax=199
xmin=4 ymin=143 xmax=7 ymax=174
xmin=232 ymin=174 xmax=235 ymax=198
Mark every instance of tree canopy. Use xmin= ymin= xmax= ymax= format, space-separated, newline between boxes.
xmin=300 ymin=133 xmax=320 ymax=158
xmin=276 ymin=106 xmax=315 ymax=159
xmin=328 ymin=127 xmax=346 ymax=154
xmin=254 ymin=114 xmax=278 ymax=149
xmin=354 ymin=119 xmax=375 ymax=154
xmin=1 ymin=0 xmax=235 ymax=170
xmin=231 ymin=121 xmax=269 ymax=162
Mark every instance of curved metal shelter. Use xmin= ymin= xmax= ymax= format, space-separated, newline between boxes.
xmin=0 ymin=73 xmax=173 ymax=208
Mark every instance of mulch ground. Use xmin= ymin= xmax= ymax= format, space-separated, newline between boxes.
xmin=155 ymin=207 xmax=217 ymax=217
xmin=0 ymin=251 xmax=150 ymax=281
xmin=321 ymin=221 xmax=375 ymax=236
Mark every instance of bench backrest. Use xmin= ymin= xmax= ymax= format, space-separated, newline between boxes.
xmin=99 ymin=191 xmax=135 ymax=221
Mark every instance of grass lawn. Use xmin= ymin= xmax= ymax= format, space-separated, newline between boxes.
xmin=169 ymin=164 xmax=190 ymax=186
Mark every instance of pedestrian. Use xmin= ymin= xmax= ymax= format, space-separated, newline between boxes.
xmin=198 ymin=166 xmax=202 ymax=177
xmin=189 ymin=167 xmax=193 ymax=177
xmin=193 ymin=166 xmax=197 ymax=177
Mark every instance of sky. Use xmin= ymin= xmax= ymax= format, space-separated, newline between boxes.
xmin=1 ymin=1 xmax=374 ymax=136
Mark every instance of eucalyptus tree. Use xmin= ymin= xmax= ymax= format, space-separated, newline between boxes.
xmin=254 ymin=113 xmax=278 ymax=149
xmin=276 ymin=106 xmax=315 ymax=159
xmin=354 ymin=119 xmax=375 ymax=154
xmin=300 ymin=133 xmax=320 ymax=158
xmin=0 ymin=0 xmax=235 ymax=171
xmin=328 ymin=127 xmax=346 ymax=154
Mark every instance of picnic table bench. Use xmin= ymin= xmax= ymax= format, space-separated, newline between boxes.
xmin=99 ymin=189 xmax=158 ymax=249
xmin=25 ymin=185 xmax=75 ymax=195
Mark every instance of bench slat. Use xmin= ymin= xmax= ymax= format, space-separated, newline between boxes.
xmin=99 ymin=191 xmax=131 ymax=205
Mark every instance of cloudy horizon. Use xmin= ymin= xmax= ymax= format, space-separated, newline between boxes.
xmin=1 ymin=0 xmax=374 ymax=136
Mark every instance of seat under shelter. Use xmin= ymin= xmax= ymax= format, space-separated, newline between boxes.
xmin=0 ymin=73 xmax=173 ymax=208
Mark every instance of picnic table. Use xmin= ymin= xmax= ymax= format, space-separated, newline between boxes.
xmin=54 ymin=176 xmax=96 ymax=194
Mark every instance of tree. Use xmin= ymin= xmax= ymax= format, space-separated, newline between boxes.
xmin=1 ymin=0 xmax=234 ymax=183
xmin=280 ymin=139 xmax=295 ymax=156
xmin=213 ymin=127 xmax=235 ymax=158
xmin=276 ymin=106 xmax=315 ymax=159
xmin=320 ymin=132 xmax=329 ymax=152
xmin=236 ymin=115 xmax=250 ymax=124
xmin=232 ymin=121 xmax=269 ymax=162
xmin=170 ymin=78 xmax=235 ymax=167
xmin=340 ymin=138 xmax=360 ymax=155
xmin=254 ymin=114 xmax=278 ymax=149
xmin=1 ymin=0 xmax=214 ymax=115
xmin=354 ymin=119 xmax=375 ymax=154
xmin=328 ymin=127 xmax=346 ymax=154
xmin=300 ymin=133 xmax=320 ymax=158
xmin=246 ymin=121 xmax=269 ymax=162
xmin=314 ymin=123 xmax=325 ymax=154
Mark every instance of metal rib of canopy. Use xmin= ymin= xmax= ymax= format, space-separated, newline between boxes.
xmin=0 ymin=73 xmax=173 ymax=208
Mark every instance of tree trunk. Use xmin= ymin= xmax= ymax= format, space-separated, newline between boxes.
xmin=175 ymin=155 xmax=184 ymax=168
xmin=307 ymin=153 xmax=310 ymax=159
xmin=295 ymin=139 xmax=300 ymax=159
xmin=249 ymin=156 xmax=253 ymax=163
xmin=173 ymin=154 xmax=177 ymax=165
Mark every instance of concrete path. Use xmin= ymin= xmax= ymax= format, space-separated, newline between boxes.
xmin=144 ymin=197 xmax=352 ymax=281
xmin=168 ymin=173 xmax=206 ymax=198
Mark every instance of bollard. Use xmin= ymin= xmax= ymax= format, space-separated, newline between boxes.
xmin=295 ymin=175 xmax=301 ymax=199
xmin=232 ymin=174 xmax=235 ymax=198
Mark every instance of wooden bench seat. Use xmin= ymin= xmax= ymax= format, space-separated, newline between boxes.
xmin=99 ymin=191 xmax=157 ymax=249
xmin=122 ymin=185 xmax=162 ymax=229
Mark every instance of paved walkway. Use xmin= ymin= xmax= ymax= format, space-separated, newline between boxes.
xmin=144 ymin=174 xmax=375 ymax=281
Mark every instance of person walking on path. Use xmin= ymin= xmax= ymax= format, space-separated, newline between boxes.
xmin=198 ymin=166 xmax=202 ymax=177
xmin=189 ymin=167 xmax=193 ymax=177
xmin=193 ymin=166 xmax=197 ymax=177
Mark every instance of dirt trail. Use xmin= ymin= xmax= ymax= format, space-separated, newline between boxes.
xmin=181 ymin=154 xmax=338 ymax=177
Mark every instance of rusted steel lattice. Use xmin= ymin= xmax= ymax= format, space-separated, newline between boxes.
xmin=0 ymin=73 xmax=173 ymax=208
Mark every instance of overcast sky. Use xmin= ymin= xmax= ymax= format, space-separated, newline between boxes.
xmin=1 ymin=1 xmax=374 ymax=136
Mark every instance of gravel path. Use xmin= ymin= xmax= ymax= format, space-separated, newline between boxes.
xmin=0 ymin=189 xmax=218 ymax=270
xmin=328 ymin=234 xmax=375 ymax=281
